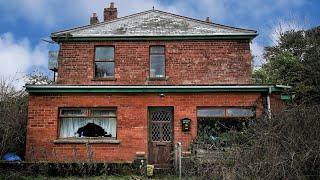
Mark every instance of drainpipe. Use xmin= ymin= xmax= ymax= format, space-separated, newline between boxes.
xmin=267 ymin=87 xmax=272 ymax=119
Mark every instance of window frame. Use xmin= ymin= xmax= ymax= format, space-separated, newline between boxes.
xmin=149 ymin=45 xmax=166 ymax=80
xmin=197 ymin=106 xmax=256 ymax=119
xmin=58 ymin=107 xmax=117 ymax=140
xmin=93 ymin=46 xmax=116 ymax=80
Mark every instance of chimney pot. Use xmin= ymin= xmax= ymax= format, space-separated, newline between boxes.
xmin=104 ymin=2 xmax=118 ymax=22
xmin=205 ymin=17 xmax=212 ymax=23
xmin=90 ymin=13 xmax=99 ymax=25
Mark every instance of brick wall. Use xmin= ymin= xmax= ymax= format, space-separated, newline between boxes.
xmin=57 ymin=40 xmax=252 ymax=85
xmin=26 ymin=92 xmax=264 ymax=162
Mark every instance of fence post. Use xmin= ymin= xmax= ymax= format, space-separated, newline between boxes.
xmin=177 ymin=142 xmax=182 ymax=179
xmin=175 ymin=143 xmax=178 ymax=174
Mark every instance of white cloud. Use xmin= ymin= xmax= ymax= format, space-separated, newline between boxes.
xmin=158 ymin=0 xmax=227 ymax=21
xmin=0 ymin=0 xmax=179 ymax=27
xmin=251 ymin=41 xmax=265 ymax=69
xmin=0 ymin=0 xmax=308 ymax=29
xmin=227 ymin=0 xmax=306 ymax=19
xmin=0 ymin=32 xmax=48 ymax=88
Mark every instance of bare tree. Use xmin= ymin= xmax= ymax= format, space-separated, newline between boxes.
xmin=24 ymin=68 xmax=52 ymax=85
xmin=0 ymin=77 xmax=28 ymax=158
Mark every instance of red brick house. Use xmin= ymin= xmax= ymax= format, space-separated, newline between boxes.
xmin=25 ymin=3 xmax=287 ymax=166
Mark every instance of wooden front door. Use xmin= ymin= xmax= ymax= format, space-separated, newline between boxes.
xmin=148 ymin=107 xmax=173 ymax=167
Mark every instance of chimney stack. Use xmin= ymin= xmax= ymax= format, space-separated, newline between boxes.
xmin=104 ymin=2 xmax=118 ymax=22
xmin=90 ymin=13 xmax=99 ymax=25
xmin=205 ymin=17 xmax=212 ymax=23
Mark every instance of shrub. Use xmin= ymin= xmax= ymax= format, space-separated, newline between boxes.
xmin=186 ymin=105 xmax=320 ymax=179
xmin=234 ymin=105 xmax=320 ymax=179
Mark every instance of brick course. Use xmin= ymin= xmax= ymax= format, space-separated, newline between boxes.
xmin=57 ymin=40 xmax=252 ymax=85
xmin=25 ymin=92 xmax=268 ymax=162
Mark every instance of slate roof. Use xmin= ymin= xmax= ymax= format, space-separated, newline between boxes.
xmin=51 ymin=9 xmax=257 ymax=41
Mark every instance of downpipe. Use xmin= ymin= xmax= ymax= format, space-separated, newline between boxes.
xmin=267 ymin=87 xmax=272 ymax=119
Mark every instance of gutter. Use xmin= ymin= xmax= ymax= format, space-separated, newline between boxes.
xmin=25 ymin=85 xmax=288 ymax=93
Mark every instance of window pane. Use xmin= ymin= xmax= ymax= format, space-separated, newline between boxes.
xmin=226 ymin=108 xmax=254 ymax=117
xmin=150 ymin=46 xmax=164 ymax=54
xmin=91 ymin=110 xmax=116 ymax=117
xmin=60 ymin=118 xmax=117 ymax=138
xmin=197 ymin=108 xmax=225 ymax=117
xmin=150 ymin=55 xmax=165 ymax=78
xmin=95 ymin=62 xmax=114 ymax=77
xmin=60 ymin=117 xmax=87 ymax=137
xmin=61 ymin=109 xmax=86 ymax=116
xmin=95 ymin=47 xmax=114 ymax=61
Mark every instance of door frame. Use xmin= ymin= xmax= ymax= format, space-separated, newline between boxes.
xmin=147 ymin=106 xmax=174 ymax=165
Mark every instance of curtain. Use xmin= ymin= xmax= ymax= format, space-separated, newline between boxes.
xmin=60 ymin=117 xmax=116 ymax=138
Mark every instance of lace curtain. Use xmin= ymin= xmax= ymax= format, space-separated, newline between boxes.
xmin=59 ymin=117 xmax=116 ymax=138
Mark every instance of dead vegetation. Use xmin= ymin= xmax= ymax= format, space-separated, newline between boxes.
xmin=0 ymin=77 xmax=28 ymax=158
xmin=234 ymin=105 xmax=320 ymax=179
xmin=185 ymin=105 xmax=320 ymax=179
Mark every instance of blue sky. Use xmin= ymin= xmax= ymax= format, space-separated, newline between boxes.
xmin=0 ymin=0 xmax=319 ymax=88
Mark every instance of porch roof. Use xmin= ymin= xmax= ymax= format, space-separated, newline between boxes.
xmin=25 ymin=85 xmax=290 ymax=94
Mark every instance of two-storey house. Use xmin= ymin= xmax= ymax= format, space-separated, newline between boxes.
xmin=25 ymin=3 xmax=287 ymax=166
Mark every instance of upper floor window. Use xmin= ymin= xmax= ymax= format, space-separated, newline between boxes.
xmin=150 ymin=46 xmax=165 ymax=79
xmin=95 ymin=47 xmax=115 ymax=78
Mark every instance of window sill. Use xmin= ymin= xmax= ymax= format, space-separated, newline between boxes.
xmin=54 ymin=138 xmax=120 ymax=144
xmin=148 ymin=77 xmax=167 ymax=81
xmin=92 ymin=77 xmax=116 ymax=81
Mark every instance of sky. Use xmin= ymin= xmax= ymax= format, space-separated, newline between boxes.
xmin=0 ymin=0 xmax=319 ymax=88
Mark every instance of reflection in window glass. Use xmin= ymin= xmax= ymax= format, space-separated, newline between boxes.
xmin=61 ymin=109 xmax=86 ymax=116
xmin=150 ymin=55 xmax=165 ymax=78
xmin=95 ymin=47 xmax=114 ymax=60
xmin=92 ymin=109 xmax=116 ymax=117
xmin=197 ymin=107 xmax=255 ymax=118
xmin=95 ymin=47 xmax=114 ymax=78
xmin=95 ymin=62 xmax=114 ymax=78
xmin=150 ymin=46 xmax=165 ymax=78
xmin=226 ymin=108 xmax=254 ymax=117
xmin=197 ymin=108 xmax=225 ymax=117
xmin=150 ymin=46 xmax=164 ymax=54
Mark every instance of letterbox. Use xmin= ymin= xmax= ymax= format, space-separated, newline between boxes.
xmin=181 ymin=118 xmax=191 ymax=132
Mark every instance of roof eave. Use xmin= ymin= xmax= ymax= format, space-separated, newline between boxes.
xmin=51 ymin=34 xmax=258 ymax=42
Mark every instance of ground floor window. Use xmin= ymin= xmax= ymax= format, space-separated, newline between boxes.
xmin=59 ymin=108 xmax=116 ymax=138
xmin=197 ymin=107 xmax=255 ymax=145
